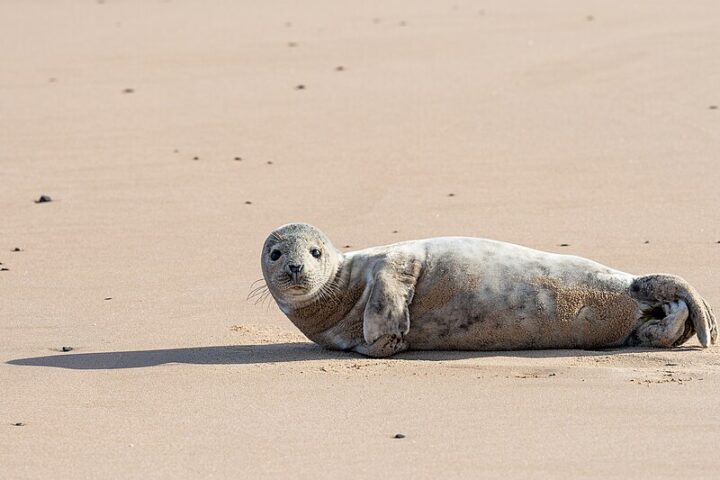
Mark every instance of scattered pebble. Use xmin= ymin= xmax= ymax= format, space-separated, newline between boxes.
xmin=548 ymin=373 xmax=556 ymax=377
xmin=0 ymin=267 xmax=9 ymax=272
xmin=559 ymin=243 xmax=570 ymax=247
xmin=267 ymin=161 xmax=273 ymax=165
xmin=296 ymin=84 xmax=306 ymax=90
xmin=399 ymin=21 xmax=407 ymax=27
xmin=392 ymin=230 xmax=399 ymax=234
xmin=586 ymin=15 xmax=595 ymax=21
xmin=665 ymin=363 xmax=678 ymax=367
xmin=245 ymin=201 xmax=253 ymax=205
xmin=287 ymin=42 xmax=298 ymax=47
xmin=448 ymin=193 xmax=455 ymax=197
xmin=13 ymin=422 xmax=25 ymax=427
xmin=709 ymin=105 xmax=718 ymax=110
xmin=104 ymin=297 xmax=112 ymax=301
xmin=61 ymin=346 xmax=73 ymax=352
xmin=122 ymin=88 xmax=134 ymax=94
xmin=394 ymin=433 xmax=406 ymax=439
xmin=193 ymin=156 xmax=199 ymax=161
xmin=335 ymin=66 xmax=345 ymax=71
xmin=12 ymin=248 xmax=23 ymax=252
xmin=234 ymin=157 xmax=242 ymax=161
xmin=343 ymin=245 xmax=351 ymax=248
xmin=173 ymin=149 xmax=179 ymax=153
xmin=35 ymin=195 xmax=52 ymax=204
xmin=48 ymin=77 xmax=57 ymax=83
xmin=644 ymin=240 xmax=650 ymax=244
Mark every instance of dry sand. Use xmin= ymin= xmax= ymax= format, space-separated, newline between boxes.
xmin=2 ymin=0 xmax=720 ymax=478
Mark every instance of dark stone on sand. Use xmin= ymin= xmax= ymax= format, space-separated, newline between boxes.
xmin=335 ymin=66 xmax=345 ymax=71
xmin=296 ymin=84 xmax=306 ymax=90
xmin=104 ymin=297 xmax=112 ymax=301
xmin=35 ymin=195 xmax=52 ymax=203
xmin=0 ymin=268 xmax=8 ymax=272
xmin=193 ymin=156 xmax=199 ymax=161
xmin=343 ymin=245 xmax=351 ymax=248
xmin=49 ymin=77 xmax=57 ymax=83
xmin=586 ymin=15 xmax=594 ymax=21
xmin=448 ymin=193 xmax=455 ymax=197
xmin=245 ymin=201 xmax=252 ymax=205
xmin=288 ymin=42 xmax=298 ymax=47
xmin=644 ymin=240 xmax=650 ymax=244
xmin=394 ymin=433 xmax=406 ymax=439
xmin=13 ymin=423 xmax=25 ymax=427
xmin=392 ymin=230 xmax=399 ymax=234
xmin=709 ymin=105 xmax=718 ymax=110
xmin=234 ymin=157 xmax=242 ymax=161
xmin=122 ymin=88 xmax=134 ymax=94
xmin=61 ymin=346 xmax=73 ymax=352
xmin=267 ymin=161 xmax=273 ymax=165
xmin=12 ymin=248 xmax=22 ymax=252
xmin=559 ymin=243 xmax=570 ymax=247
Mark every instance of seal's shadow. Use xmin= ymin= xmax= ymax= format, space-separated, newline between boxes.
xmin=6 ymin=343 xmax=696 ymax=370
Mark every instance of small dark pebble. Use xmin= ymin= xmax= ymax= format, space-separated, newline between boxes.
xmin=288 ymin=42 xmax=298 ymax=47
xmin=665 ymin=363 xmax=679 ymax=367
xmin=586 ymin=15 xmax=594 ymax=21
xmin=335 ymin=66 xmax=345 ymax=71
xmin=234 ymin=157 xmax=242 ymax=161
xmin=245 ymin=201 xmax=253 ymax=205
xmin=644 ymin=240 xmax=650 ymax=244
xmin=1 ymin=267 xmax=9 ymax=272
xmin=35 ymin=195 xmax=52 ymax=203
xmin=343 ymin=245 xmax=351 ymax=248
xmin=173 ymin=149 xmax=179 ymax=153
xmin=48 ymin=77 xmax=57 ymax=83
xmin=104 ymin=297 xmax=112 ymax=301
xmin=709 ymin=105 xmax=718 ymax=110
xmin=717 ymin=240 xmax=720 ymax=244
xmin=193 ymin=156 xmax=199 ymax=161
xmin=549 ymin=373 xmax=556 ymax=377
xmin=267 ymin=161 xmax=273 ymax=165
xmin=448 ymin=193 xmax=455 ymax=197
xmin=122 ymin=88 xmax=134 ymax=94
xmin=13 ymin=422 xmax=25 ymax=427
xmin=399 ymin=21 xmax=407 ymax=26
xmin=394 ymin=433 xmax=406 ymax=439
xmin=61 ymin=346 xmax=73 ymax=352
xmin=12 ymin=248 xmax=23 ymax=252
xmin=559 ymin=243 xmax=570 ymax=247
xmin=296 ymin=84 xmax=306 ymax=90
xmin=392 ymin=230 xmax=399 ymax=234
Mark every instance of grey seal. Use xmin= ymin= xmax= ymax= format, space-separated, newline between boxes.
xmin=257 ymin=223 xmax=717 ymax=357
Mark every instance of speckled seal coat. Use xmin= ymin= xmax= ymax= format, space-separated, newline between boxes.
xmin=260 ymin=223 xmax=717 ymax=357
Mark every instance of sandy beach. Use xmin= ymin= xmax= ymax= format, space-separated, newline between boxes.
xmin=2 ymin=0 xmax=719 ymax=478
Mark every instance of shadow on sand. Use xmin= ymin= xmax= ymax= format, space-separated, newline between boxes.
xmin=5 ymin=342 xmax=693 ymax=370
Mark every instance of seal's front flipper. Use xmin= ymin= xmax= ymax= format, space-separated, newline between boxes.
xmin=354 ymin=334 xmax=408 ymax=358
xmin=362 ymin=256 xmax=420 ymax=347
xmin=629 ymin=274 xmax=717 ymax=347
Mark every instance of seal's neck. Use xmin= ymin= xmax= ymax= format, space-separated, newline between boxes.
xmin=281 ymin=255 xmax=365 ymax=337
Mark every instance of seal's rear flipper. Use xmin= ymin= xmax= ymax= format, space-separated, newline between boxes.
xmin=629 ymin=274 xmax=717 ymax=347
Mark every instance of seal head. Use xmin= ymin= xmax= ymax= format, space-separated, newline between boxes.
xmin=261 ymin=223 xmax=342 ymax=310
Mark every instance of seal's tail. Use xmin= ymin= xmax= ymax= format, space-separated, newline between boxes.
xmin=630 ymin=274 xmax=717 ymax=347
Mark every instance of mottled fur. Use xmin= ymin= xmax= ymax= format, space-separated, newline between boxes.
xmin=260 ymin=224 xmax=717 ymax=357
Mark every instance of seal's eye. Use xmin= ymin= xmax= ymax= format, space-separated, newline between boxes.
xmin=310 ymin=248 xmax=322 ymax=259
xmin=270 ymin=250 xmax=282 ymax=261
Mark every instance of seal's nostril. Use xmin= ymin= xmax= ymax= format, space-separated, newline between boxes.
xmin=288 ymin=264 xmax=303 ymax=274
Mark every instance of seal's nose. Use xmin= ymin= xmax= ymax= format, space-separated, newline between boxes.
xmin=288 ymin=264 xmax=304 ymax=274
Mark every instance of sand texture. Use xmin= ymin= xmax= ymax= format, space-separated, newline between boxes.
xmin=1 ymin=0 xmax=719 ymax=478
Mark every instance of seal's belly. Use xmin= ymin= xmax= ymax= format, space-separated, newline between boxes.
xmin=405 ymin=239 xmax=638 ymax=350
